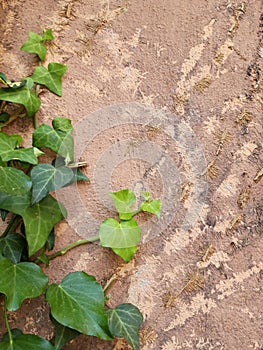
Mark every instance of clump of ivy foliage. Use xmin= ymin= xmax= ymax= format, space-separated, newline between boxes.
xmin=0 ymin=30 xmax=161 ymax=349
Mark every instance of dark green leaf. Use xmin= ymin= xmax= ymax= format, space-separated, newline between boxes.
xmin=0 ymin=113 xmax=10 ymax=123
xmin=109 ymin=189 xmax=136 ymax=220
xmin=71 ymin=169 xmax=89 ymax=183
xmin=112 ymin=246 xmax=137 ymax=263
xmin=20 ymin=31 xmax=47 ymax=61
xmin=0 ymin=257 xmax=48 ymax=310
xmin=0 ymin=209 xmax=8 ymax=220
xmin=0 ymin=87 xmax=40 ymax=116
xmin=30 ymin=164 xmax=74 ymax=204
xmin=31 ymin=63 xmax=67 ymax=96
xmin=2 ymin=328 xmax=23 ymax=341
xmin=46 ymin=272 xmax=112 ymax=340
xmin=0 ymin=167 xmax=32 ymax=195
xmin=33 ymin=118 xmax=74 ymax=162
xmin=0 ymin=333 xmax=54 ymax=349
xmin=45 ymin=228 xmax=55 ymax=252
xmin=108 ymin=303 xmax=143 ymax=350
xmin=50 ymin=316 xmax=80 ymax=350
xmin=99 ymin=218 xmax=141 ymax=248
xmin=140 ymin=199 xmax=161 ymax=218
xmin=0 ymin=234 xmax=26 ymax=263
xmin=0 ymin=192 xmax=66 ymax=256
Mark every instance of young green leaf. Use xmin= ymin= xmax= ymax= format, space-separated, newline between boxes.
xmin=140 ymin=199 xmax=161 ymax=218
xmin=0 ymin=167 xmax=32 ymax=195
xmin=112 ymin=246 xmax=137 ymax=263
xmin=33 ymin=118 xmax=74 ymax=162
xmin=30 ymin=164 xmax=74 ymax=204
xmin=99 ymin=218 xmax=141 ymax=249
xmin=0 ymin=234 xmax=26 ymax=264
xmin=109 ymin=189 xmax=136 ymax=220
xmin=0 ymin=333 xmax=54 ymax=350
xmin=0 ymin=87 xmax=41 ymax=116
xmin=0 ymin=192 xmax=66 ymax=256
xmin=46 ymin=272 xmax=112 ymax=340
xmin=31 ymin=63 xmax=67 ymax=96
xmin=50 ymin=316 xmax=80 ymax=350
xmin=107 ymin=303 xmax=143 ymax=350
xmin=20 ymin=31 xmax=47 ymax=61
xmin=141 ymin=191 xmax=151 ymax=201
xmin=0 ymin=257 xmax=48 ymax=310
xmin=41 ymin=29 xmax=54 ymax=41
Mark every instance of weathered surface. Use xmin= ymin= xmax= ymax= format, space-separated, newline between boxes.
xmin=0 ymin=0 xmax=262 ymax=349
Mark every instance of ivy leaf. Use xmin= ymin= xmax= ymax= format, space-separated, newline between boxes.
xmin=0 ymin=193 xmax=66 ymax=256
xmin=0 ymin=333 xmax=54 ymax=350
xmin=30 ymin=164 xmax=74 ymax=204
xmin=141 ymin=191 xmax=151 ymax=201
xmin=0 ymin=209 xmax=8 ymax=220
xmin=0 ymin=234 xmax=27 ymax=264
xmin=112 ymin=246 xmax=137 ymax=263
xmin=20 ymin=30 xmax=53 ymax=61
xmin=99 ymin=218 xmax=141 ymax=249
xmin=2 ymin=329 xmax=22 ymax=341
xmin=50 ymin=316 xmax=80 ymax=350
xmin=1 ymin=148 xmax=43 ymax=164
xmin=0 ymin=257 xmax=48 ymax=310
xmin=107 ymin=303 xmax=143 ymax=350
xmin=31 ymin=63 xmax=67 ymax=96
xmin=41 ymin=29 xmax=54 ymax=41
xmin=46 ymin=272 xmax=112 ymax=340
xmin=109 ymin=189 xmax=136 ymax=220
xmin=141 ymin=199 xmax=161 ymax=218
xmin=0 ymin=132 xmax=42 ymax=164
xmin=0 ymin=112 xmax=10 ymax=123
xmin=0 ymin=87 xmax=41 ymax=116
xmin=33 ymin=118 xmax=74 ymax=162
xmin=45 ymin=228 xmax=55 ymax=252
xmin=0 ymin=167 xmax=32 ymax=195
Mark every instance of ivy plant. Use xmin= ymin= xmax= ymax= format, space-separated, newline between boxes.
xmin=0 ymin=29 xmax=161 ymax=349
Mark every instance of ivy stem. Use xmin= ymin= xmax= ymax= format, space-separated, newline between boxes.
xmin=39 ymin=237 xmax=100 ymax=262
xmin=103 ymin=273 xmax=118 ymax=293
xmin=1 ymin=214 xmax=20 ymax=238
xmin=4 ymin=298 xmax=13 ymax=349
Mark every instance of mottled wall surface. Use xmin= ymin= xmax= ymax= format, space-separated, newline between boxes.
xmin=0 ymin=1 xmax=262 ymax=349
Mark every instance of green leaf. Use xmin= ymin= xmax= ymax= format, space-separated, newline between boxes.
xmin=20 ymin=31 xmax=47 ymax=61
xmin=141 ymin=191 xmax=150 ymax=201
xmin=0 ymin=209 xmax=8 ymax=220
xmin=41 ymin=29 xmax=54 ymax=41
xmin=30 ymin=164 xmax=74 ymax=204
xmin=0 ymin=193 xmax=66 ymax=256
xmin=31 ymin=63 xmax=67 ymax=96
xmin=46 ymin=272 xmax=112 ymax=340
xmin=73 ymin=169 xmax=89 ymax=182
xmin=141 ymin=199 xmax=161 ymax=218
xmin=50 ymin=316 xmax=80 ymax=350
xmin=112 ymin=246 xmax=137 ymax=263
xmin=0 ymin=257 xmax=48 ymax=310
xmin=108 ymin=303 xmax=143 ymax=350
xmin=2 ymin=328 xmax=22 ymax=341
xmin=0 ymin=113 xmax=10 ymax=123
xmin=45 ymin=228 xmax=55 ymax=252
xmin=109 ymin=189 xmax=136 ymax=220
xmin=99 ymin=218 xmax=141 ymax=249
xmin=0 ymin=87 xmax=40 ymax=116
xmin=0 ymin=333 xmax=54 ymax=350
xmin=0 ymin=131 xmax=22 ymax=150
xmin=0 ymin=167 xmax=32 ymax=195
xmin=0 ymin=234 xmax=26 ymax=263
xmin=1 ymin=148 xmax=43 ymax=164
xmin=33 ymin=118 xmax=74 ymax=161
